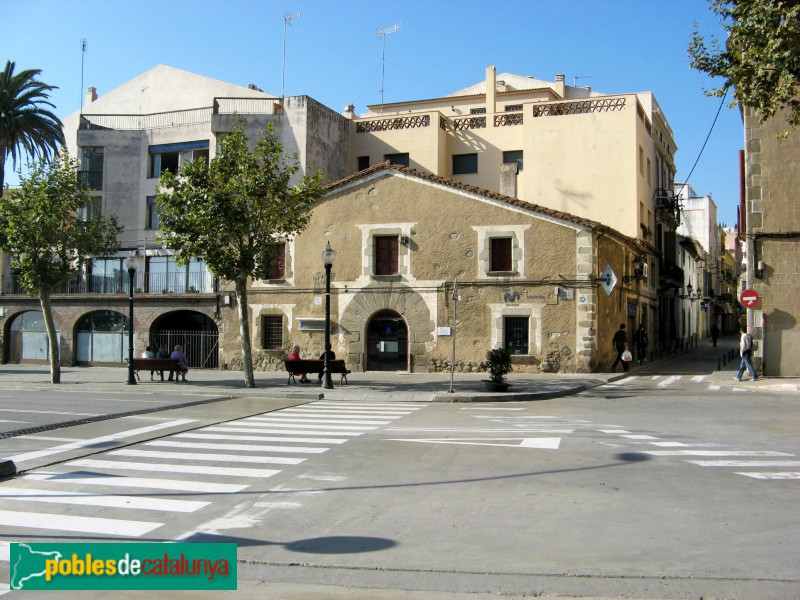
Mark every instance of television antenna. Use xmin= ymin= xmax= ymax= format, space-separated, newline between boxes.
xmin=573 ymin=75 xmax=592 ymax=87
xmin=281 ymin=11 xmax=301 ymax=102
xmin=375 ymin=23 xmax=401 ymax=113
xmin=80 ymin=39 xmax=87 ymax=112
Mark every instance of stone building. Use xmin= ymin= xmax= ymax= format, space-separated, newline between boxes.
xmin=741 ymin=106 xmax=800 ymax=376
xmin=237 ymin=163 xmax=648 ymax=374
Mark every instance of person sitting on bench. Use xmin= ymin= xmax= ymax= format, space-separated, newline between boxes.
xmin=288 ymin=345 xmax=311 ymax=383
xmin=169 ymin=345 xmax=189 ymax=382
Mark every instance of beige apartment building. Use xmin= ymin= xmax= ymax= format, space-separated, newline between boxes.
xmin=348 ymin=66 xmax=677 ymax=348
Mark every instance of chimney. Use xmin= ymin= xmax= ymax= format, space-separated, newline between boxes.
xmin=343 ymin=104 xmax=356 ymax=119
xmin=554 ymin=74 xmax=565 ymax=99
xmin=486 ymin=66 xmax=497 ymax=119
xmin=499 ymin=163 xmax=518 ymax=198
xmin=85 ymin=86 xmax=97 ymax=105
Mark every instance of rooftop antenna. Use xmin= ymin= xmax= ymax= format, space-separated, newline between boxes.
xmin=375 ymin=23 xmax=401 ymax=114
xmin=281 ymin=11 xmax=301 ymax=102
xmin=573 ymin=75 xmax=592 ymax=87
xmin=80 ymin=39 xmax=87 ymax=113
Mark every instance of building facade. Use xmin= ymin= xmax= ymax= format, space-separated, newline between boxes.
xmin=741 ymin=106 xmax=800 ymax=376
xmin=0 ymin=66 xmax=350 ymax=367
xmin=233 ymin=164 xmax=648 ymax=374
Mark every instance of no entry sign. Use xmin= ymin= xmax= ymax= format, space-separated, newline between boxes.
xmin=740 ymin=289 xmax=760 ymax=308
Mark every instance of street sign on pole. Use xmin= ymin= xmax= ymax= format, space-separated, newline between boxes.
xmin=740 ymin=289 xmax=760 ymax=309
xmin=600 ymin=264 xmax=617 ymax=296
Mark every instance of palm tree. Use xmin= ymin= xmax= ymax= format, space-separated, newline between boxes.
xmin=1 ymin=61 xmax=65 ymax=190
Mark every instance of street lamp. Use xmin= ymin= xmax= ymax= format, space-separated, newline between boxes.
xmin=126 ymin=252 xmax=137 ymax=385
xmin=320 ymin=242 xmax=336 ymax=389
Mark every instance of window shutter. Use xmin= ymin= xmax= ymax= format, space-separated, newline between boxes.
xmin=375 ymin=236 xmax=399 ymax=275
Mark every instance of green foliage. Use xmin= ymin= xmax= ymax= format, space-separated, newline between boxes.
xmin=0 ymin=154 xmax=121 ymax=296
xmin=689 ymin=0 xmax=800 ymax=132
xmin=481 ymin=348 xmax=513 ymax=383
xmin=155 ymin=119 xmax=325 ymax=281
xmin=0 ymin=61 xmax=65 ymax=189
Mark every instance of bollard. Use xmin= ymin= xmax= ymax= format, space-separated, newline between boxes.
xmin=717 ymin=358 xmax=721 ymax=371
xmin=723 ymin=354 xmax=727 ymax=366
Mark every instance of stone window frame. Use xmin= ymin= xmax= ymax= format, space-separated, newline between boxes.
xmin=253 ymin=239 xmax=296 ymax=287
xmin=489 ymin=303 xmax=543 ymax=357
xmin=253 ymin=304 xmax=295 ymax=351
xmin=473 ymin=225 xmax=530 ymax=279
xmin=358 ymin=223 xmax=416 ymax=281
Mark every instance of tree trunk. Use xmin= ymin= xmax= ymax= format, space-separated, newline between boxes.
xmin=39 ymin=289 xmax=61 ymax=384
xmin=235 ymin=278 xmax=255 ymax=388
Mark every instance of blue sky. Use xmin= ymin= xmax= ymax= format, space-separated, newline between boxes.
xmin=3 ymin=0 xmax=741 ymax=226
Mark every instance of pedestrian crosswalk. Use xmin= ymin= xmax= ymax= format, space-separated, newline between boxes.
xmin=606 ymin=373 xmax=754 ymax=393
xmin=597 ymin=426 xmax=799 ymax=481
xmin=0 ymin=401 xmax=427 ymax=545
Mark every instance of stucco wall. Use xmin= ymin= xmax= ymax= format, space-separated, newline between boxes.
xmin=247 ymin=170 xmax=594 ymax=373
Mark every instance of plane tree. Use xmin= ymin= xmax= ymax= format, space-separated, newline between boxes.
xmin=690 ymin=0 xmax=800 ymax=132
xmin=156 ymin=120 xmax=325 ymax=388
xmin=0 ymin=155 xmax=121 ymax=383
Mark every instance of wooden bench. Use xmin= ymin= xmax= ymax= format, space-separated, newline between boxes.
xmin=284 ymin=359 xmax=350 ymax=385
xmin=129 ymin=358 xmax=182 ymax=382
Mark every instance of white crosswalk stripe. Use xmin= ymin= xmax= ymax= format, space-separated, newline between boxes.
xmin=0 ymin=400 xmax=428 ymax=543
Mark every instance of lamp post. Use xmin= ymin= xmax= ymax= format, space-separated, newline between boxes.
xmin=126 ymin=253 xmax=137 ymax=385
xmin=321 ymin=242 xmax=336 ymax=389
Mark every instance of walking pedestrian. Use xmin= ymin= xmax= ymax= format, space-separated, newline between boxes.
xmin=610 ymin=324 xmax=630 ymax=372
xmin=735 ymin=326 xmax=758 ymax=382
xmin=710 ymin=323 xmax=720 ymax=347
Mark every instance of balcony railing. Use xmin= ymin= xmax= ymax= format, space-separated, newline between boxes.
xmin=2 ymin=271 xmax=215 ymax=296
xmin=355 ymin=114 xmax=430 ymax=133
xmin=77 ymin=170 xmax=103 ymax=191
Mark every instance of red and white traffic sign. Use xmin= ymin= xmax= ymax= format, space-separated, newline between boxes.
xmin=740 ymin=289 xmax=760 ymax=308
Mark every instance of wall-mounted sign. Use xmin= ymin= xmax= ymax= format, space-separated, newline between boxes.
xmin=437 ymin=326 xmax=452 ymax=336
xmin=558 ymin=287 xmax=574 ymax=300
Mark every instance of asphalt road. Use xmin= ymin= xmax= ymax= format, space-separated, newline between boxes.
xmin=0 ymin=357 xmax=798 ymax=599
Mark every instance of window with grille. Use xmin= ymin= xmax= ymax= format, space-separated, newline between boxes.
xmin=470 ymin=107 xmax=486 ymax=114
xmin=375 ymin=236 xmax=399 ymax=275
xmin=490 ymin=238 xmax=513 ymax=272
xmin=262 ymin=315 xmax=283 ymax=349
xmin=262 ymin=243 xmax=286 ymax=279
xmin=504 ymin=317 xmax=529 ymax=355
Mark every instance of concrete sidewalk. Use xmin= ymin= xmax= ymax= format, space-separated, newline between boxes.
xmin=1 ymin=338 xmax=798 ymax=404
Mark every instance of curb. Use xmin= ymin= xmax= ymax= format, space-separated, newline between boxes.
xmin=0 ymin=459 xmax=17 ymax=477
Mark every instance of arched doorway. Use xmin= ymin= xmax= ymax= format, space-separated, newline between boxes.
xmin=75 ymin=310 xmax=128 ymax=365
xmin=6 ymin=310 xmax=61 ymax=363
xmin=366 ymin=310 xmax=408 ymax=371
xmin=151 ymin=310 xmax=219 ymax=369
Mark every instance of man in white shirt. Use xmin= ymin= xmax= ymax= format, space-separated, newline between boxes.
xmin=735 ymin=326 xmax=758 ymax=382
